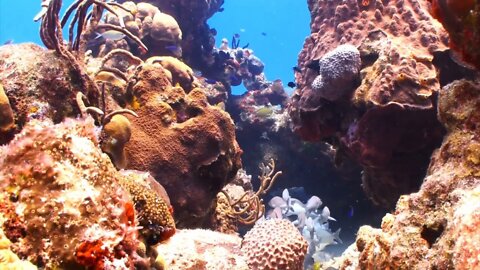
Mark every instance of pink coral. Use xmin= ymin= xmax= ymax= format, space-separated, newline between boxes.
xmin=241 ymin=219 xmax=308 ymax=270
xmin=0 ymin=118 xmax=139 ymax=269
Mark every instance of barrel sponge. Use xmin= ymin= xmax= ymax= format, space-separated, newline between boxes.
xmin=312 ymin=44 xmax=361 ymax=101
xmin=118 ymin=170 xmax=175 ymax=245
xmin=241 ymin=219 xmax=308 ymax=270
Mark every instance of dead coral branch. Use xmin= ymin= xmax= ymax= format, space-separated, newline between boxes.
xmin=221 ymin=159 xmax=282 ymax=225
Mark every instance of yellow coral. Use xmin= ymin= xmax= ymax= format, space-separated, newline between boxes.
xmin=101 ymin=114 xmax=132 ymax=169
xmin=0 ymin=83 xmax=15 ymax=132
xmin=118 ymin=171 xmax=175 ymax=245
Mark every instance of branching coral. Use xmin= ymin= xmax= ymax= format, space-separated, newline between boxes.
xmin=220 ymin=159 xmax=282 ymax=225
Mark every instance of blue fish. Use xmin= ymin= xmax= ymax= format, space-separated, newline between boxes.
xmin=347 ymin=205 xmax=354 ymax=218
xmin=3 ymin=39 xmax=14 ymax=45
xmin=204 ymin=78 xmax=217 ymax=84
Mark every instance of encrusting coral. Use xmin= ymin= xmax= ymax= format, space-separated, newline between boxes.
xmin=154 ymin=229 xmax=249 ymax=270
xmin=241 ymin=218 xmax=308 ymax=270
xmin=0 ymin=117 xmax=143 ymax=269
xmin=117 ymin=170 xmax=175 ymax=245
xmin=0 ymin=195 xmax=37 ymax=270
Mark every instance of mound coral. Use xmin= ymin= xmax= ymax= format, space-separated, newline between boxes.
xmin=155 ymin=229 xmax=248 ymax=270
xmin=311 ymin=44 xmax=361 ymax=101
xmin=125 ymin=60 xmax=242 ymax=227
xmin=0 ymin=118 xmax=141 ymax=269
xmin=241 ymin=219 xmax=308 ymax=270
xmin=100 ymin=2 xmax=182 ymax=57
xmin=289 ymin=0 xmax=449 ymax=207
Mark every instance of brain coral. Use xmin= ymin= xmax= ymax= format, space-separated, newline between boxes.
xmin=0 ymin=118 xmax=140 ymax=269
xmin=241 ymin=219 xmax=308 ymax=270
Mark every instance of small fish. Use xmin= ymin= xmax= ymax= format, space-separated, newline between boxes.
xmin=287 ymin=82 xmax=296 ymax=88
xmin=293 ymin=66 xmax=302 ymax=73
xmin=95 ymin=30 xmax=125 ymax=41
xmin=347 ymin=205 xmax=354 ymax=218
xmin=306 ymin=60 xmax=321 ymax=71
xmin=204 ymin=78 xmax=217 ymax=84
xmin=165 ymin=45 xmax=179 ymax=51
xmin=255 ymin=106 xmax=274 ymax=119
xmin=261 ymin=32 xmax=267 ymax=36
xmin=165 ymin=45 xmax=182 ymax=56
xmin=3 ymin=40 xmax=14 ymax=45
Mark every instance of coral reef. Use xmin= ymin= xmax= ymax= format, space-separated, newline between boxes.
xmin=241 ymin=218 xmax=308 ymax=270
xmin=0 ymin=118 xmax=141 ymax=269
xmin=430 ymin=0 xmax=480 ymax=69
xmin=154 ymin=229 xmax=248 ymax=270
xmin=125 ymin=59 xmax=242 ymax=227
xmin=289 ymin=0 xmax=449 ymax=207
xmin=326 ymin=79 xmax=480 ymax=269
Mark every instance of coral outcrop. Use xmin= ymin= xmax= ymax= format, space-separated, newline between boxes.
xmin=327 ymin=79 xmax=480 ymax=269
xmin=0 ymin=118 xmax=142 ymax=269
xmin=0 ymin=44 xmax=97 ymax=144
xmin=241 ymin=219 xmax=308 ymax=270
xmin=430 ymin=0 xmax=480 ymax=69
xmin=289 ymin=0 xmax=449 ymax=207
xmin=125 ymin=60 xmax=242 ymax=227
xmin=155 ymin=229 xmax=248 ymax=270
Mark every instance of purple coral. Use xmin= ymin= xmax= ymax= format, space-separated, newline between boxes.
xmin=311 ymin=44 xmax=361 ymax=101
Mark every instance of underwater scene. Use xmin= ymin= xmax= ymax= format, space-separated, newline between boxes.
xmin=0 ymin=0 xmax=480 ymax=269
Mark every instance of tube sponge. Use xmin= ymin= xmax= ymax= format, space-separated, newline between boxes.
xmin=311 ymin=44 xmax=361 ymax=101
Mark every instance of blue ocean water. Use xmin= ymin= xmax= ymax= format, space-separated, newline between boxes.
xmin=0 ymin=0 xmax=309 ymax=95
